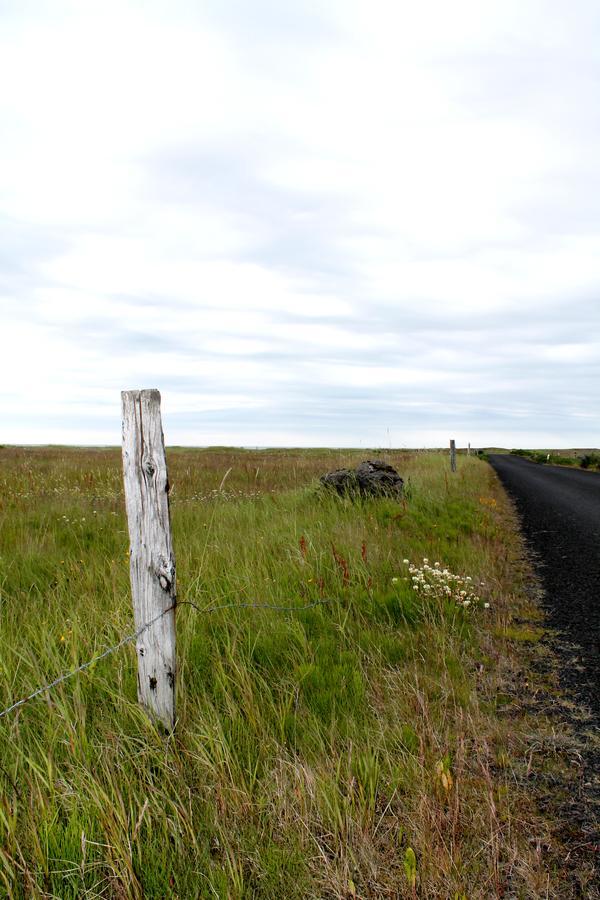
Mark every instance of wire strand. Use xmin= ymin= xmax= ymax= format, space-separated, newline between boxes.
xmin=0 ymin=598 xmax=334 ymax=720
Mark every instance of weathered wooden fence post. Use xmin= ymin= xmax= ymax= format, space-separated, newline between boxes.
xmin=121 ymin=389 xmax=176 ymax=730
xmin=450 ymin=439 xmax=457 ymax=472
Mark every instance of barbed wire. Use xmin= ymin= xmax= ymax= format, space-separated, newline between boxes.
xmin=0 ymin=597 xmax=334 ymax=721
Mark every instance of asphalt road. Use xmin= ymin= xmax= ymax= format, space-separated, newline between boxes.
xmin=488 ymin=454 xmax=600 ymax=713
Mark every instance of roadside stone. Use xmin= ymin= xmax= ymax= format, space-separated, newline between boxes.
xmin=320 ymin=459 xmax=403 ymax=498
xmin=319 ymin=468 xmax=357 ymax=495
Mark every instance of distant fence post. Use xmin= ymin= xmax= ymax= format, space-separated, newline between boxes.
xmin=467 ymin=442 xmax=471 ymax=456
xmin=450 ymin=439 xmax=457 ymax=472
xmin=121 ymin=389 xmax=176 ymax=730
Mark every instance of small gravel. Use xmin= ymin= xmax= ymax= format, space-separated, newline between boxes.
xmin=489 ymin=453 xmax=600 ymax=895
xmin=488 ymin=453 xmax=600 ymax=714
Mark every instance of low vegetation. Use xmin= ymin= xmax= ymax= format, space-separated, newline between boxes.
xmin=511 ymin=447 xmax=600 ymax=469
xmin=0 ymin=447 xmax=588 ymax=897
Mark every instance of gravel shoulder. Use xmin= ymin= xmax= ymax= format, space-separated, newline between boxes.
xmin=488 ymin=453 xmax=600 ymax=893
xmin=488 ymin=454 xmax=600 ymax=713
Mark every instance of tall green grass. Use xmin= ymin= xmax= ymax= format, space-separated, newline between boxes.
xmin=0 ymin=448 xmax=548 ymax=897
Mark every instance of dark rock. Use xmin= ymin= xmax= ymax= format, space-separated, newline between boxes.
xmin=319 ymin=468 xmax=357 ymax=495
xmin=356 ymin=460 xmax=404 ymax=496
xmin=320 ymin=459 xmax=403 ymax=498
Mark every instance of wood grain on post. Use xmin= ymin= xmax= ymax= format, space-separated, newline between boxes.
xmin=121 ymin=389 xmax=176 ymax=730
xmin=450 ymin=439 xmax=457 ymax=473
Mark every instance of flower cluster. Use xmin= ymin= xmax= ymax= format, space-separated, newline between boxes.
xmin=172 ymin=488 xmax=267 ymax=504
xmin=398 ymin=558 xmax=490 ymax=609
xmin=60 ymin=514 xmax=89 ymax=525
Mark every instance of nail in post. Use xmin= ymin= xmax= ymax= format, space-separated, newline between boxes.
xmin=121 ymin=389 xmax=176 ymax=730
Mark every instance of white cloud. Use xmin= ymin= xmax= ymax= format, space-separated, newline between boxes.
xmin=1 ymin=0 xmax=599 ymax=447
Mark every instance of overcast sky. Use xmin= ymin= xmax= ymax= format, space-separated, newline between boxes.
xmin=1 ymin=1 xmax=598 ymax=448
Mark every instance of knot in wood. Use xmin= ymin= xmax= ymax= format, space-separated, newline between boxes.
xmin=156 ymin=557 xmax=175 ymax=592
xmin=142 ymin=456 xmax=156 ymax=478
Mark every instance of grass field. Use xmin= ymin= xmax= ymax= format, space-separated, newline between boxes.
xmin=510 ymin=448 xmax=600 ymax=469
xmin=0 ymin=447 xmax=576 ymax=897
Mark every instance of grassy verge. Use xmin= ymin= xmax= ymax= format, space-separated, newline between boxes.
xmin=0 ymin=447 xmax=582 ymax=897
xmin=511 ymin=448 xmax=600 ymax=469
